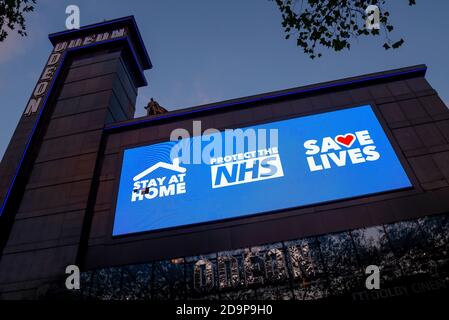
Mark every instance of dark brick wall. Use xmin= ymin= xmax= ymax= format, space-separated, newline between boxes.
xmin=83 ymin=72 xmax=449 ymax=270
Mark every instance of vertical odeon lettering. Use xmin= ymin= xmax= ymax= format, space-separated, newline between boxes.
xmin=23 ymin=28 xmax=127 ymax=117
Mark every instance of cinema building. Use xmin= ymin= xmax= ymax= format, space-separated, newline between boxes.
xmin=0 ymin=16 xmax=448 ymax=301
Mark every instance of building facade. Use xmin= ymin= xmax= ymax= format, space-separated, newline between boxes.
xmin=0 ymin=17 xmax=448 ymax=301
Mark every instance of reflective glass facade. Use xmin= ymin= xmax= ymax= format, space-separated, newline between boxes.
xmin=69 ymin=213 xmax=448 ymax=301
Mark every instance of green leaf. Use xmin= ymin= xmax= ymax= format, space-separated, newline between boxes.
xmin=392 ymin=38 xmax=405 ymax=49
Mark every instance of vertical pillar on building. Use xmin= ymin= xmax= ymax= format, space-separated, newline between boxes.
xmin=0 ymin=16 xmax=151 ymax=299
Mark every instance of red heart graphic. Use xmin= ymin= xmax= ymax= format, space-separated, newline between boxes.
xmin=335 ymin=134 xmax=355 ymax=147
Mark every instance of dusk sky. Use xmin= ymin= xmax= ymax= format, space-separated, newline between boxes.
xmin=1 ymin=0 xmax=448 ymax=158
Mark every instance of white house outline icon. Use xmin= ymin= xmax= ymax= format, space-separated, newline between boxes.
xmin=133 ymin=158 xmax=186 ymax=182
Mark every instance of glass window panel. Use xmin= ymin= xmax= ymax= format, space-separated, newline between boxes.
xmin=185 ymin=253 xmax=218 ymax=299
xmin=153 ymin=259 xmax=185 ymax=300
xmin=89 ymin=267 xmax=123 ymax=300
xmin=351 ymin=226 xmax=400 ymax=282
xmin=121 ymin=263 xmax=152 ymax=300
xmin=384 ymin=220 xmax=432 ymax=276
xmin=317 ymin=232 xmax=360 ymax=276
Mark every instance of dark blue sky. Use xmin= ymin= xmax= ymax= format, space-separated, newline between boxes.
xmin=1 ymin=0 xmax=448 ymax=158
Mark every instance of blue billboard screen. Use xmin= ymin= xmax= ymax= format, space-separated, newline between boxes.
xmin=112 ymin=105 xmax=412 ymax=236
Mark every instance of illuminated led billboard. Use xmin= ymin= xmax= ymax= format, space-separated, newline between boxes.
xmin=112 ymin=105 xmax=412 ymax=236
